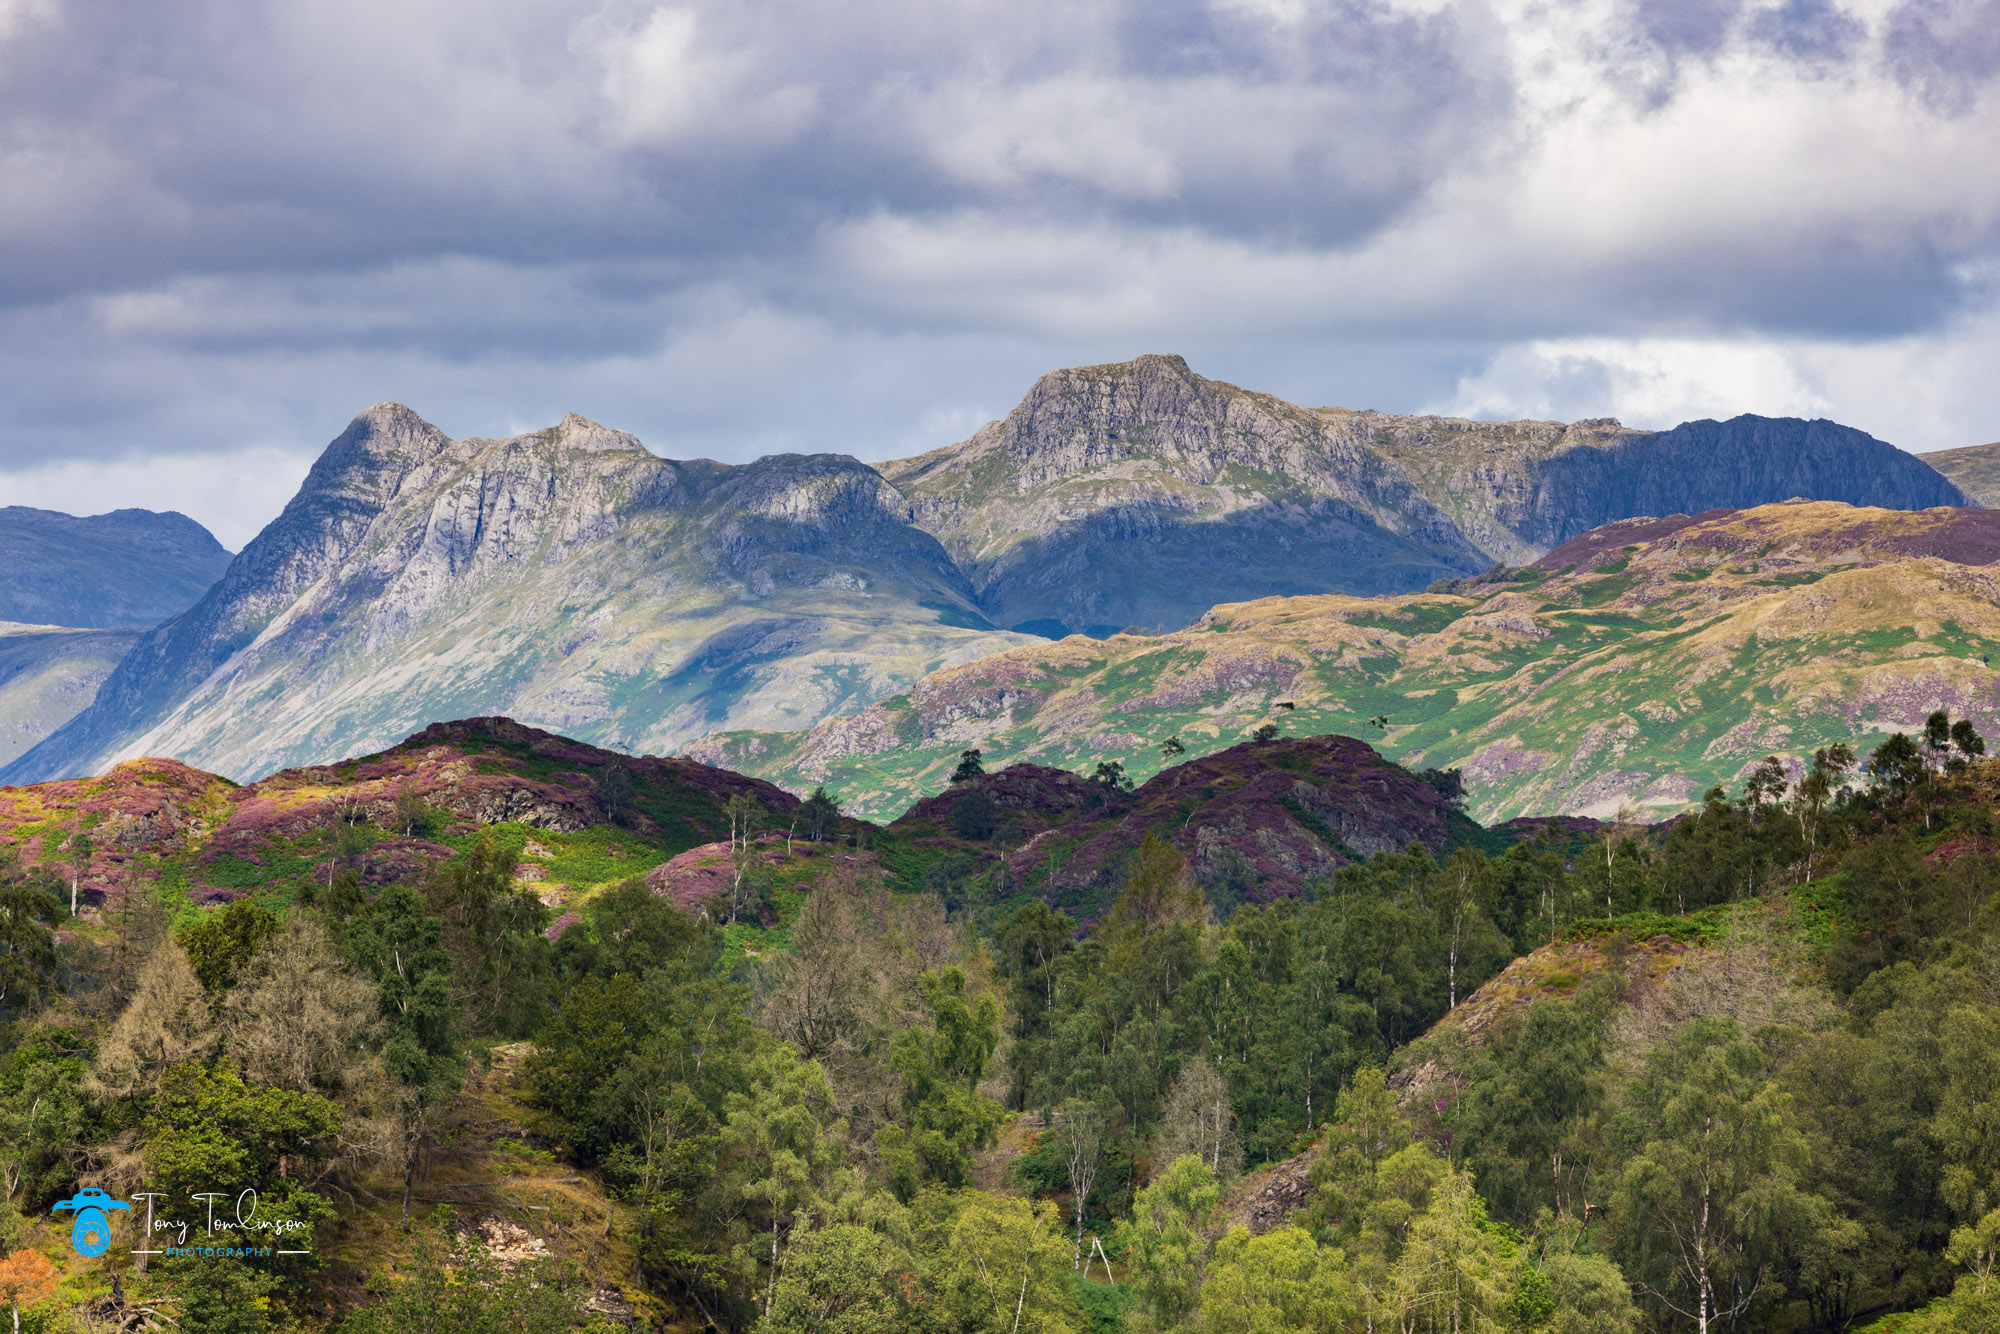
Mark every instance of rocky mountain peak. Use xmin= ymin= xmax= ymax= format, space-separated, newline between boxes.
xmin=550 ymin=413 xmax=652 ymax=454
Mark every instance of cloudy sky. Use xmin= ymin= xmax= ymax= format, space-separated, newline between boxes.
xmin=1 ymin=0 xmax=1996 ymax=548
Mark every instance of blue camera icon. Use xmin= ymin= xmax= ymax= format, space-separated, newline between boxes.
xmin=51 ymin=1189 xmax=131 ymax=1257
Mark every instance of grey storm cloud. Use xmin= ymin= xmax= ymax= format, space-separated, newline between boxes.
xmin=1 ymin=0 xmax=1999 ymax=545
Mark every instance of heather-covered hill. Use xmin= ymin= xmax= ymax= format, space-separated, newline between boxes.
xmin=0 ymin=505 xmax=232 ymax=629
xmin=694 ymin=501 xmax=2000 ymax=823
xmin=0 ymin=716 xmax=796 ymax=915
xmin=880 ymin=735 xmax=1488 ymax=921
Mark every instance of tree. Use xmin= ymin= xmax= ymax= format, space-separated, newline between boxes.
xmin=1382 ymin=1167 xmax=1513 ymax=1334
xmin=422 ymin=837 xmax=552 ymax=1037
xmin=0 ymin=850 xmax=60 ymax=1012
xmin=802 ymin=787 xmax=843 ymax=843
xmin=1251 ymin=723 xmax=1279 ymax=743
xmin=1122 ymin=1155 xmax=1221 ymax=1328
xmin=64 ymin=830 xmax=92 ymax=917
xmin=1869 ymin=732 xmax=1927 ymax=800
xmin=1161 ymin=735 xmax=1186 ymax=760
xmin=722 ymin=1044 xmax=850 ymax=1318
xmin=1307 ymin=1067 xmax=1413 ymax=1242
xmin=221 ymin=912 xmax=380 ymax=1098
xmin=951 ymin=793 xmax=999 ymax=841
xmin=0 ymin=1027 xmax=85 ymax=1204
xmin=1091 ymin=761 xmax=1133 ymax=796
xmin=0 ymin=1249 xmax=56 ymax=1334
xmin=341 ymin=884 xmax=463 ymax=1222
xmin=762 ymin=1223 xmax=902 ymax=1334
xmin=951 ymin=748 xmax=986 ymax=782
xmin=1420 ymin=767 xmax=1468 ymax=807
xmin=1156 ymin=1059 xmax=1242 ymax=1182
xmin=1894 ymin=1206 xmax=2000 ymax=1332
xmin=910 ymin=1191 xmax=1085 ymax=1334
xmin=92 ymin=937 xmax=217 ymax=1099
xmin=882 ymin=969 xmax=1004 ymax=1193
xmin=143 ymin=1060 xmax=341 ymax=1237
xmin=598 ymin=758 xmax=635 ymax=825
xmin=1742 ymin=756 xmax=1788 ymax=816
xmin=1609 ymin=1016 xmax=1831 ymax=1334
xmin=1060 ymin=1095 xmax=1113 ymax=1257
xmin=1455 ymin=999 xmax=1607 ymax=1224
xmin=1792 ymin=743 xmax=1854 ymax=880
xmin=178 ymin=895 xmax=278 ymax=994
xmin=726 ymin=793 xmax=764 ymax=852
xmin=1198 ymin=1224 xmax=1360 ymax=1334
xmin=998 ymin=898 xmax=1075 ymax=1113
xmin=391 ymin=782 xmax=429 ymax=837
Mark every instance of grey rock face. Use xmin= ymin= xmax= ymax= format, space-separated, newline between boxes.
xmin=882 ymin=356 xmax=1968 ymax=636
xmin=4 ymin=408 xmax=1025 ymax=784
xmin=0 ymin=506 xmax=232 ymax=629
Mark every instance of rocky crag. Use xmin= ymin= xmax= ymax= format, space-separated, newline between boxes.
xmin=882 ymin=354 xmax=1967 ymax=637
xmin=694 ymin=501 xmax=2000 ymax=823
xmin=0 ymin=506 xmax=232 ymax=629
xmin=3 ymin=409 xmax=1029 ymax=785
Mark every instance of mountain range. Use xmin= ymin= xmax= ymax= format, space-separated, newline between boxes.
xmin=0 ymin=354 xmax=1976 ymax=796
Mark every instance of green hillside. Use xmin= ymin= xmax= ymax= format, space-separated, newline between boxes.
xmin=694 ymin=501 xmax=2000 ymax=824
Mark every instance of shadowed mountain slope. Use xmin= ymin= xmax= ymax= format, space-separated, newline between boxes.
xmin=0 ymin=623 xmax=141 ymax=766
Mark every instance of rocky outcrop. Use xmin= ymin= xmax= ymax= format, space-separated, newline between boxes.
xmin=3 ymin=409 xmax=1028 ymax=785
xmin=0 ymin=506 xmax=232 ymax=629
xmin=881 ymin=356 xmax=1967 ymax=637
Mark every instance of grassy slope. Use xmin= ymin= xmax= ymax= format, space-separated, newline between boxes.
xmin=692 ymin=503 xmax=2000 ymax=823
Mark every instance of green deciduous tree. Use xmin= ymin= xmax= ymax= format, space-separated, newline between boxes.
xmin=1121 ymin=1154 xmax=1221 ymax=1329
xmin=909 ymin=1190 xmax=1084 ymax=1334
xmin=1608 ymin=1017 xmax=1836 ymax=1334
xmin=1197 ymin=1224 xmax=1359 ymax=1334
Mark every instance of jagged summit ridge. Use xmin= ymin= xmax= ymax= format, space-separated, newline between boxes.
xmin=4 ymin=412 xmax=1024 ymax=785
